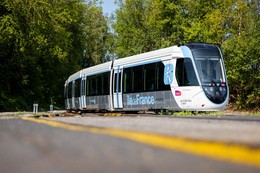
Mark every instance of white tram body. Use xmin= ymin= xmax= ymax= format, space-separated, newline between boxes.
xmin=65 ymin=43 xmax=229 ymax=112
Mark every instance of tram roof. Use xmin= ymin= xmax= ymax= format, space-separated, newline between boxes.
xmin=113 ymin=46 xmax=183 ymax=68
xmin=66 ymin=45 xmax=184 ymax=83
xmin=81 ymin=61 xmax=112 ymax=77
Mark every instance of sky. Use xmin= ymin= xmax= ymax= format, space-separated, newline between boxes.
xmin=101 ymin=1 xmax=118 ymax=16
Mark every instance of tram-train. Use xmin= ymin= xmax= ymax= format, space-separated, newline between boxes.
xmin=64 ymin=43 xmax=229 ymax=113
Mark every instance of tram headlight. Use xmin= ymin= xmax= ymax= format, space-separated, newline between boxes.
xmin=202 ymin=84 xmax=227 ymax=104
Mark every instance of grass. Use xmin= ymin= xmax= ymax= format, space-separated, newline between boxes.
xmin=172 ymin=111 xmax=222 ymax=116
xmin=156 ymin=108 xmax=260 ymax=116
xmin=252 ymin=112 xmax=260 ymax=116
xmin=171 ymin=110 xmax=260 ymax=117
xmin=0 ymin=112 xmax=27 ymax=117
xmin=0 ymin=112 xmax=46 ymax=117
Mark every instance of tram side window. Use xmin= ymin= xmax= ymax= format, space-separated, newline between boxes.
xmin=133 ymin=66 xmax=143 ymax=92
xmin=87 ymin=76 xmax=96 ymax=96
xmin=81 ymin=79 xmax=85 ymax=95
xmin=87 ymin=72 xmax=110 ymax=96
xmin=64 ymin=85 xmax=67 ymax=99
xmin=176 ymin=58 xmax=199 ymax=86
xmin=123 ymin=62 xmax=171 ymax=93
xmin=74 ymin=79 xmax=81 ymax=97
xmin=114 ymin=72 xmax=121 ymax=93
xmin=103 ymin=72 xmax=110 ymax=95
xmin=144 ymin=63 xmax=156 ymax=91
xmin=123 ymin=68 xmax=132 ymax=93
xmin=68 ymin=82 xmax=72 ymax=98
xmin=157 ymin=62 xmax=171 ymax=91
xmin=96 ymin=75 xmax=102 ymax=95
xmin=86 ymin=78 xmax=90 ymax=96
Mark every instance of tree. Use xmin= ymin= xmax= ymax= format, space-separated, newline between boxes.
xmin=0 ymin=0 xmax=110 ymax=111
xmin=113 ymin=0 xmax=157 ymax=58
xmin=222 ymin=0 xmax=260 ymax=110
xmin=112 ymin=0 xmax=259 ymax=110
xmin=81 ymin=1 xmax=110 ymax=65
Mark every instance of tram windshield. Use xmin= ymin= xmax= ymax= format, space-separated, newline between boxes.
xmin=191 ymin=47 xmax=227 ymax=104
xmin=193 ymin=49 xmax=225 ymax=84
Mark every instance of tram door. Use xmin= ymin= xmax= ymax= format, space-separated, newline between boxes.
xmin=113 ymin=68 xmax=123 ymax=109
xmin=81 ymin=76 xmax=86 ymax=109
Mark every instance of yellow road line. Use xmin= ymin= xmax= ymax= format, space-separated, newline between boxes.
xmin=104 ymin=113 xmax=122 ymax=116
xmin=22 ymin=117 xmax=260 ymax=168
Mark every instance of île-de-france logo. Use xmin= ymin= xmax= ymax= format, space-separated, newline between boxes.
xmin=164 ymin=64 xmax=174 ymax=85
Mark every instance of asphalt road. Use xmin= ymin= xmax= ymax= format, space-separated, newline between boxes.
xmin=47 ymin=114 xmax=260 ymax=146
xmin=1 ymin=115 xmax=260 ymax=173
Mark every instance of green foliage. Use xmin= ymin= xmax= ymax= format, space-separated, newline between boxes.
xmin=113 ymin=0 xmax=259 ymax=110
xmin=0 ymin=0 xmax=110 ymax=111
xmin=113 ymin=0 xmax=156 ymax=57
xmin=222 ymin=0 xmax=260 ymax=110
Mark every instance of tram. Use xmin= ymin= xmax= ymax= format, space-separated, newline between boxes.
xmin=64 ymin=43 xmax=229 ymax=112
